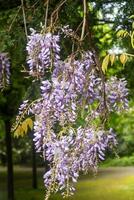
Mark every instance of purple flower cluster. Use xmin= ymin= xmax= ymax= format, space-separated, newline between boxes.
xmin=82 ymin=51 xmax=95 ymax=70
xmin=14 ymin=29 xmax=129 ymax=199
xmin=60 ymin=25 xmax=74 ymax=38
xmin=28 ymin=44 xmax=128 ymax=199
xmin=105 ymin=77 xmax=129 ymax=112
xmin=18 ymin=100 xmax=29 ymax=116
xmin=42 ymin=127 xmax=117 ymax=197
xmin=26 ymin=28 xmax=60 ymax=77
xmin=11 ymin=100 xmax=30 ymax=132
xmin=32 ymin=58 xmax=101 ymax=134
xmin=0 ymin=53 xmax=10 ymax=89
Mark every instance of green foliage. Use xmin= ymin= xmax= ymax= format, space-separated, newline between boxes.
xmin=102 ymin=53 xmax=116 ymax=74
xmin=119 ymin=53 xmax=128 ymax=65
xmin=0 ymin=119 xmax=5 ymax=138
xmin=109 ymin=103 xmax=134 ymax=156
xmin=102 ymin=54 xmax=110 ymax=73
xmin=103 ymin=156 xmax=134 ymax=167
xmin=14 ymin=118 xmax=33 ymax=138
xmin=117 ymin=29 xmax=129 ymax=38
xmin=101 ymin=17 xmax=134 ymax=75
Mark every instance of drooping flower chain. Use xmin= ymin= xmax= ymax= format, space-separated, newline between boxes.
xmin=32 ymin=61 xmax=127 ymax=198
xmin=0 ymin=53 xmax=10 ymax=90
xmin=15 ymin=29 xmax=129 ymax=199
xmin=26 ymin=28 xmax=60 ymax=78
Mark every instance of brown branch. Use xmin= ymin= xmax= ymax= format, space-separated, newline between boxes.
xmin=8 ymin=6 xmax=21 ymax=32
xmin=85 ymin=2 xmax=108 ymax=121
xmin=80 ymin=0 xmax=87 ymax=41
xmin=21 ymin=0 xmax=28 ymax=40
xmin=44 ymin=0 xmax=49 ymax=29
xmin=50 ymin=0 xmax=67 ymax=27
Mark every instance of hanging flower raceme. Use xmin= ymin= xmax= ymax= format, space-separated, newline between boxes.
xmin=26 ymin=28 xmax=60 ymax=78
xmin=105 ymin=77 xmax=129 ymax=112
xmin=13 ymin=27 xmax=129 ymax=200
xmin=29 ymin=55 xmax=127 ymax=199
xmin=0 ymin=53 xmax=10 ymax=90
xmin=42 ymin=127 xmax=117 ymax=198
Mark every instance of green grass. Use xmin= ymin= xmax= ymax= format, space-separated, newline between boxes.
xmin=1 ymin=166 xmax=134 ymax=200
xmin=71 ymin=175 xmax=134 ymax=200
xmin=102 ymin=156 xmax=134 ymax=167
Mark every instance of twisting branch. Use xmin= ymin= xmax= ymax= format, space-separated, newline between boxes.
xmin=50 ymin=0 xmax=67 ymax=27
xmin=84 ymin=1 xmax=108 ymax=121
xmin=21 ymin=0 xmax=28 ymax=40
xmin=44 ymin=0 xmax=49 ymax=29
xmin=8 ymin=6 xmax=21 ymax=32
xmin=80 ymin=0 xmax=87 ymax=41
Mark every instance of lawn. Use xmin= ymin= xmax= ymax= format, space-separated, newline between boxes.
xmin=1 ymin=166 xmax=134 ymax=200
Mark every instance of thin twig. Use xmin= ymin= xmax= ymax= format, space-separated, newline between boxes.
xmin=84 ymin=1 xmax=108 ymax=121
xmin=26 ymin=0 xmax=40 ymax=9
xmin=80 ymin=0 xmax=87 ymax=41
xmin=31 ymin=0 xmax=40 ymax=8
xmin=125 ymin=53 xmax=134 ymax=57
xmin=75 ymin=21 xmax=83 ymax=34
xmin=50 ymin=0 xmax=67 ymax=27
xmin=21 ymin=0 xmax=28 ymax=40
xmin=44 ymin=0 xmax=49 ymax=29
xmin=8 ymin=6 xmax=21 ymax=32
xmin=11 ymin=98 xmax=43 ymax=132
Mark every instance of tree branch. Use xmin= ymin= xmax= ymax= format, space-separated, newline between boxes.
xmin=81 ymin=0 xmax=87 ymax=41
xmin=85 ymin=1 xmax=108 ymax=121
xmin=44 ymin=0 xmax=49 ymax=29
xmin=50 ymin=0 xmax=67 ymax=27
xmin=21 ymin=0 xmax=28 ymax=40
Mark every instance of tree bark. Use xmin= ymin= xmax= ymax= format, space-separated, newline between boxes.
xmin=32 ymin=140 xmax=37 ymax=189
xmin=5 ymin=120 xmax=14 ymax=200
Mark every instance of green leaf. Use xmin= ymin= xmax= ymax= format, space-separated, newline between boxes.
xmin=21 ymin=121 xmax=28 ymax=134
xmin=13 ymin=118 xmax=33 ymax=138
xmin=120 ymin=53 xmax=127 ymax=65
xmin=132 ymin=22 xmax=134 ymax=30
xmin=117 ymin=30 xmax=129 ymax=38
xmin=110 ymin=54 xmax=115 ymax=66
xmin=102 ymin=54 xmax=110 ymax=74
xmin=14 ymin=125 xmax=24 ymax=138
xmin=25 ymin=118 xmax=33 ymax=130
xmin=131 ymin=31 xmax=134 ymax=48
xmin=129 ymin=15 xmax=134 ymax=19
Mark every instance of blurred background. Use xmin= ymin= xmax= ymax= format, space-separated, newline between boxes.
xmin=0 ymin=0 xmax=134 ymax=200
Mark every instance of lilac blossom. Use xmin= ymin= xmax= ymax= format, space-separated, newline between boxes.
xmin=30 ymin=57 xmax=128 ymax=199
xmin=14 ymin=28 xmax=129 ymax=200
xmin=29 ymin=50 xmax=128 ymax=199
xmin=26 ymin=29 xmax=60 ymax=77
xmin=60 ymin=25 xmax=74 ymax=38
xmin=42 ymin=127 xmax=117 ymax=197
xmin=82 ymin=51 xmax=95 ymax=70
xmin=0 ymin=53 xmax=10 ymax=89
xmin=18 ymin=100 xmax=29 ymax=115
xmin=105 ymin=77 xmax=129 ymax=112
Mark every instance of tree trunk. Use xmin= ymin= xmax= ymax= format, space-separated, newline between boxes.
xmin=32 ymin=140 xmax=37 ymax=189
xmin=5 ymin=120 xmax=14 ymax=200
